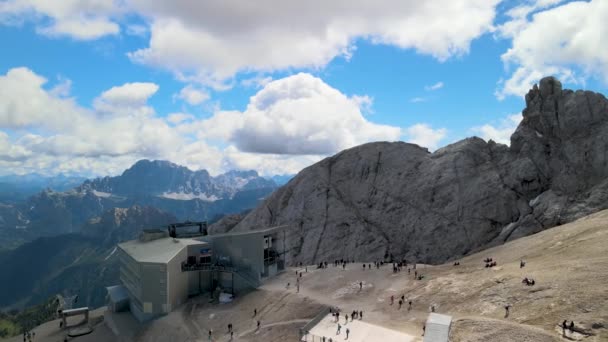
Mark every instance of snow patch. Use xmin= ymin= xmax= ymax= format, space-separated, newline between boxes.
xmin=160 ymin=192 xmax=219 ymax=202
xmin=104 ymin=247 xmax=117 ymax=260
xmin=93 ymin=190 xmax=112 ymax=198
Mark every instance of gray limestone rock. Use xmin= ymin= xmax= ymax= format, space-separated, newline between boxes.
xmin=233 ymin=77 xmax=608 ymax=265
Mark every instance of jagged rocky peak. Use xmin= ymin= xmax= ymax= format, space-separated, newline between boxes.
xmin=233 ymin=77 xmax=608 ymax=265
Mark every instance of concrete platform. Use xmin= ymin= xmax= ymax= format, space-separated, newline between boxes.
xmin=303 ymin=314 xmax=416 ymax=342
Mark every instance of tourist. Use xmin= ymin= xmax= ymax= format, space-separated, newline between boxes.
xmin=337 ymin=323 xmax=341 ymax=335
xmin=208 ymin=329 xmax=212 ymax=341
xmin=254 ymin=308 xmax=257 ymax=317
xmin=398 ymin=300 xmax=402 ymax=309
xmin=562 ymin=320 xmax=568 ymax=336
xmin=408 ymin=300 xmax=412 ymax=311
xmin=346 ymin=328 xmax=350 ymax=339
xmin=257 ymin=320 xmax=261 ymax=330
xmin=363 ymin=264 xmax=366 ymax=270
xmin=359 ymin=281 xmax=363 ymax=290
xmin=504 ymin=305 xmax=510 ymax=318
xmin=345 ymin=314 xmax=348 ymax=323
xmin=390 ymin=295 xmax=394 ymax=305
xmin=359 ymin=310 xmax=363 ymax=320
xmin=569 ymin=321 xmax=575 ymax=332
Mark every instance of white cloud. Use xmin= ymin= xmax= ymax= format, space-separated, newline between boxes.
xmin=93 ymin=82 xmax=159 ymax=116
xmin=221 ymin=146 xmax=324 ymax=177
xmin=409 ymin=97 xmax=428 ymax=103
xmin=225 ymin=73 xmax=400 ymax=154
xmin=425 ymin=81 xmax=444 ymax=91
xmin=175 ymin=84 xmax=209 ymax=105
xmin=166 ymin=113 xmax=194 ymax=125
xmin=351 ymin=95 xmax=374 ymax=114
xmin=126 ymin=24 xmax=148 ymax=37
xmin=240 ymin=75 xmax=273 ymax=89
xmin=496 ymin=0 xmax=608 ymax=99
xmin=127 ymin=0 xmax=500 ymax=85
xmin=0 ymin=68 xmax=401 ymax=177
xmin=0 ymin=67 xmax=88 ymax=130
xmin=0 ymin=0 xmax=121 ymax=40
xmin=472 ymin=113 xmax=522 ymax=145
xmin=404 ymin=123 xmax=447 ymax=150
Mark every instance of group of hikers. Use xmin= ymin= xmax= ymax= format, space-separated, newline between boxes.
xmin=522 ymin=277 xmax=536 ymax=286
xmin=484 ymin=257 xmax=498 ymax=268
xmin=326 ymin=307 xmax=363 ymax=340
xmin=562 ymin=320 xmax=577 ymax=336
xmin=390 ymin=294 xmax=414 ymax=311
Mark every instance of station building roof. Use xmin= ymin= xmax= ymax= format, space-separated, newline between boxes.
xmin=118 ymin=237 xmax=207 ymax=264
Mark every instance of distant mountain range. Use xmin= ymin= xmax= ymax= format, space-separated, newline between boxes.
xmin=0 ymin=174 xmax=86 ymax=202
xmin=0 ymin=160 xmax=280 ymax=250
xmin=78 ymin=160 xmax=277 ymax=201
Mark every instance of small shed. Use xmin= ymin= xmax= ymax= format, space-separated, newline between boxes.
xmin=423 ymin=313 xmax=452 ymax=342
xmin=106 ymin=285 xmax=130 ymax=312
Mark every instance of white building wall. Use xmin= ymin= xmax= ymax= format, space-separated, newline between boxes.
xmin=167 ymin=248 xmax=189 ymax=312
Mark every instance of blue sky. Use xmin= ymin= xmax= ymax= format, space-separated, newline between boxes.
xmin=0 ymin=0 xmax=606 ymax=177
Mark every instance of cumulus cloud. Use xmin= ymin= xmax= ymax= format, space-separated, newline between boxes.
xmin=240 ymin=75 xmax=273 ymax=89
xmin=206 ymin=73 xmax=401 ymax=155
xmin=404 ymin=124 xmax=447 ymax=150
xmin=0 ymin=0 xmax=121 ymax=40
xmin=127 ymin=0 xmax=500 ymax=85
xmin=167 ymin=113 xmax=194 ymax=125
xmin=0 ymin=67 xmax=187 ymax=173
xmin=93 ymin=82 xmax=159 ymax=116
xmin=496 ymin=0 xmax=608 ymax=99
xmin=425 ymin=81 xmax=444 ymax=91
xmin=472 ymin=113 xmax=522 ymax=145
xmin=0 ymin=67 xmax=88 ymax=130
xmin=175 ymin=84 xmax=209 ymax=105
xmin=0 ymin=68 xmax=402 ymax=176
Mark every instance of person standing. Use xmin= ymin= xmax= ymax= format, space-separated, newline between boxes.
xmin=346 ymin=328 xmax=350 ymax=339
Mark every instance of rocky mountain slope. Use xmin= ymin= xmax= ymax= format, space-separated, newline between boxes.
xmin=232 ymin=77 xmax=608 ymax=264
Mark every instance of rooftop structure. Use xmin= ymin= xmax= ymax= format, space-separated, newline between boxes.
xmin=118 ymin=237 xmax=206 ymax=264
xmin=423 ymin=313 xmax=452 ymax=342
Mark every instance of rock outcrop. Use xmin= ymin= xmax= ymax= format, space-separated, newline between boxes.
xmin=233 ymin=77 xmax=608 ymax=264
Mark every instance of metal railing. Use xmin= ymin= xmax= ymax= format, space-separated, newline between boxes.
xmin=181 ymin=263 xmax=235 ymax=272
xmin=298 ymin=306 xmax=334 ymax=341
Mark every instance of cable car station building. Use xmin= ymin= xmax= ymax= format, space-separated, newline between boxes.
xmin=109 ymin=223 xmax=286 ymax=322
